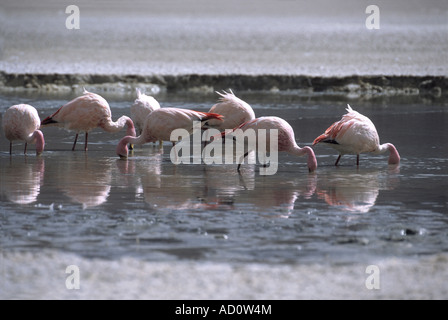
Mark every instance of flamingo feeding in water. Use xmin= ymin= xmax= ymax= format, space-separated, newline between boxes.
xmin=130 ymin=88 xmax=161 ymax=136
xmin=206 ymin=90 xmax=255 ymax=131
xmin=203 ymin=90 xmax=255 ymax=147
xmin=2 ymin=104 xmax=45 ymax=156
xmin=116 ymin=107 xmax=223 ymax=158
xmin=130 ymin=88 xmax=161 ymax=149
xmin=312 ymin=104 xmax=400 ymax=166
xmin=40 ymin=89 xmax=136 ymax=151
xmin=222 ymin=116 xmax=317 ymax=173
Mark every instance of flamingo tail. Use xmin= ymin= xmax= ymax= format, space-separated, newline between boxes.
xmin=41 ymin=105 xmax=64 ymax=126
xmin=198 ymin=112 xmax=224 ymax=122
xmin=313 ymin=133 xmax=339 ymax=145
xmin=41 ymin=115 xmax=58 ymax=126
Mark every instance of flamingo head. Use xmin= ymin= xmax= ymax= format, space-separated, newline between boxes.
xmin=303 ymin=146 xmax=318 ymax=172
xmin=387 ymin=143 xmax=400 ymax=165
xmin=116 ymin=136 xmax=131 ymax=159
xmin=34 ymin=130 xmax=45 ymax=156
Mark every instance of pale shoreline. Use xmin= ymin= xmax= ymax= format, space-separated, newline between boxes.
xmin=1 ymin=0 xmax=447 ymax=80
xmin=2 ymin=249 xmax=448 ymax=300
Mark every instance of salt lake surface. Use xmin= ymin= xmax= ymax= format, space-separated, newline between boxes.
xmin=0 ymin=90 xmax=447 ymax=299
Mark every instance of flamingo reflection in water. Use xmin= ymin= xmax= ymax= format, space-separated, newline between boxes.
xmin=59 ymin=156 xmax=113 ymax=209
xmin=316 ymin=166 xmax=400 ymax=214
xmin=0 ymin=158 xmax=45 ymax=205
xmin=116 ymin=151 xmax=205 ymax=211
xmin=203 ymin=163 xmax=317 ymax=218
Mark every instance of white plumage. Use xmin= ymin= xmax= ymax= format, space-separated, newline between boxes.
xmin=130 ymin=88 xmax=161 ymax=135
xmin=206 ymin=90 xmax=255 ymax=131
xmin=2 ymin=104 xmax=45 ymax=155
xmin=313 ymin=104 xmax=400 ymax=166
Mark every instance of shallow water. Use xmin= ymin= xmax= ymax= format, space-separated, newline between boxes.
xmin=1 ymin=91 xmax=447 ymax=266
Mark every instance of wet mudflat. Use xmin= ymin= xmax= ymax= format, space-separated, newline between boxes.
xmin=1 ymin=91 xmax=447 ymax=267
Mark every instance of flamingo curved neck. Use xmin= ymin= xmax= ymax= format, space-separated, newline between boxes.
xmin=290 ymin=146 xmax=318 ymax=172
xmin=29 ymin=130 xmax=45 ymax=154
xmin=375 ymin=143 xmax=400 ymax=164
xmin=102 ymin=116 xmax=135 ymax=135
xmin=116 ymin=134 xmax=145 ymax=157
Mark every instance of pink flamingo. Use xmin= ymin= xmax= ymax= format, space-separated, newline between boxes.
xmin=223 ymin=116 xmax=317 ymax=172
xmin=116 ymin=107 xmax=223 ymax=158
xmin=207 ymin=90 xmax=255 ymax=131
xmin=130 ymin=88 xmax=161 ymax=149
xmin=40 ymin=89 xmax=136 ymax=151
xmin=130 ymin=88 xmax=161 ymax=136
xmin=203 ymin=90 xmax=255 ymax=147
xmin=313 ymin=104 xmax=400 ymax=166
xmin=2 ymin=104 xmax=45 ymax=155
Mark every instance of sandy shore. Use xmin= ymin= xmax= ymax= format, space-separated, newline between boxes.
xmin=2 ymin=250 xmax=448 ymax=300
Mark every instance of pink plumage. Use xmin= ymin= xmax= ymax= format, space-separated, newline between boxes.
xmin=223 ymin=116 xmax=317 ymax=172
xmin=116 ymin=107 xmax=223 ymax=158
xmin=313 ymin=104 xmax=400 ymax=166
xmin=206 ymin=90 xmax=255 ymax=131
xmin=2 ymin=104 xmax=45 ymax=155
xmin=41 ymin=89 xmax=136 ymax=151
xmin=130 ymin=88 xmax=161 ymax=135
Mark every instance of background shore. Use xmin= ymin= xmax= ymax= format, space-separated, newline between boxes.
xmin=0 ymin=0 xmax=447 ymax=93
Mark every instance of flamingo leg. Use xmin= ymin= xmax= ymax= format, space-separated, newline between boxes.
xmin=9 ymin=142 xmax=12 ymax=155
xmin=335 ymin=154 xmax=342 ymax=166
xmin=72 ymin=134 xmax=79 ymax=151
xmin=172 ymin=142 xmax=178 ymax=163
xmin=237 ymin=152 xmax=249 ymax=172
xmin=84 ymin=132 xmax=88 ymax=151
xmin=24 ymin=142 xmax=28 ymax=155
xmin=356 ymin=154 xmax=359 ymax=166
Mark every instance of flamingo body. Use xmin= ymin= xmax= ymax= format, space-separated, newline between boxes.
xmin=130 ymin=89 xmax=161 ymax=135
xmin=207 ymin=90 xmax=255 ymax=131
xmin=117 ymin=107 xmax=223 ymax=158
xmin=2 ymin=104 xmax=45 ymax=155
xmin=226 ymin=116 xmax=317 ymax=172
xmin=313 ymin=105 xmax=400 ymax=165
xmin=41 ymin=89 xmax=136 ymax=151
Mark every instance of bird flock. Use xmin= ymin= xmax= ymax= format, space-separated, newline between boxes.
xmin=1 ymin=88 xmax=400 ymax=172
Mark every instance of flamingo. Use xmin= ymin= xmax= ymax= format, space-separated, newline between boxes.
xmin=312 ymin=104 xmax=400 ymax=166
xmin=130 ymin=88 xmax=161 ymax=149
xmin=40 ymin=88 xmax=136 ymax=151
xmin=207 ymin=90 xmax=255 ymax=131
xmin=222 ymin=116 xmax=317 ymax=173
xmin=116 ymin=107 xmax=224 ymax=158
xmin=203 ymin=90 xmax=255 ymax=146
xmin=130 ymin=88 xmax=161 ymax=136
xmin=2 ymin=104 xmax=45 ymax=155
